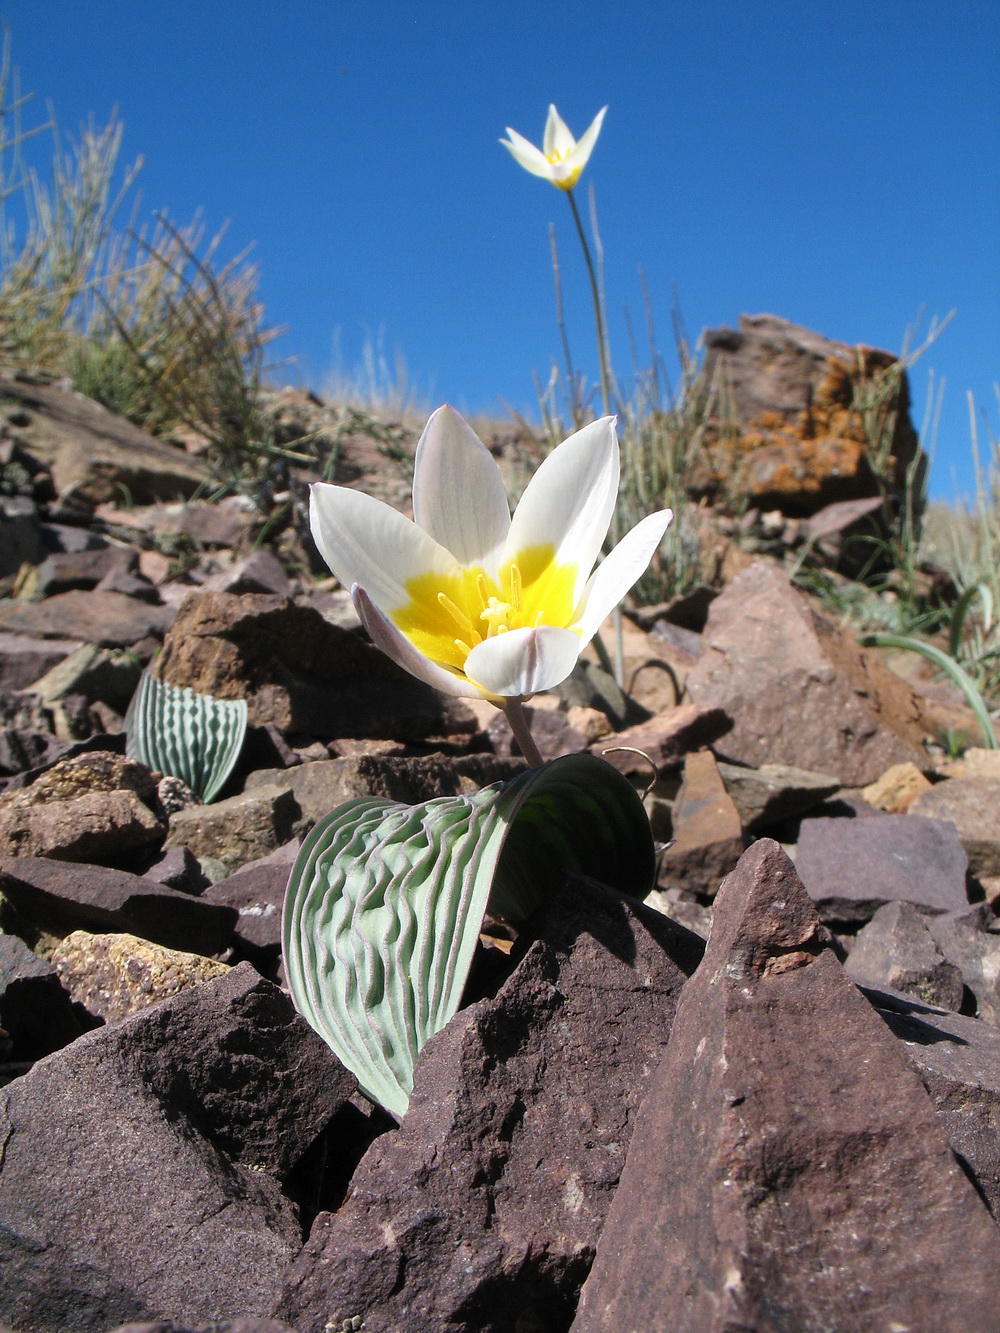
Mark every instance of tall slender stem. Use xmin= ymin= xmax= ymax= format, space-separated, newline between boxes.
xmin=504 ymin=698 xmax=544 ymax=768
xmin=565 ymin=187 xmax=612 ymax=419
xmin=565 ymin=185 xmax=625 ymax=686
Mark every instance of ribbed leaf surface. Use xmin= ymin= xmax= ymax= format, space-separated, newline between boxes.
xmin=283 ymin=753 xmax=654 ymax=1117
xmin=125 ymin=670 xmax=249 ymax=802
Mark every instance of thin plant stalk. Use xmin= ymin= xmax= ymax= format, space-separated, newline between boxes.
xmin=564 ymin=184 xmax=625 ymax=685
xmin=504 ymin=699 xmax=544 ymax=768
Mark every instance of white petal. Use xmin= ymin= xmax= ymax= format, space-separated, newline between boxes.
xmin=543 ymin=104 xmax=576 ymax=159
xmin=565 ymin=105 xmax=606 ymax=175
xmin=464 ymin=626 xmax=581 ymax=698
xmin=353 ymin=586 xmax=493 ymax=700
xmin=310 ymin=483 xmax=456 ymax=614
xmin=503 ymin=416 xmax=619 ymax=600
xmin=411 ymin=405 xmax=510 ymax=570
xmin=574 ymin=509 xmax=674 ymax=645
xmin=500 ymin=130 xmax=553 ymax=180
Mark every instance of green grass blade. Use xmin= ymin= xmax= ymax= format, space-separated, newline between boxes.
xmin=859 ymin=632 xmax=998 ymax=749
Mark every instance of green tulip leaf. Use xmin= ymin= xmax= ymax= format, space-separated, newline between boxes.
xmin=282 ymin=752 xmax=654 ymax=1118
xmin=125 ymin=669 xmax=249 ymax=802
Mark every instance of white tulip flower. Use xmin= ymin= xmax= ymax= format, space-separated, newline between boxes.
xmin=501 ymin=103 xmax=607 ymax=191
xmin=310 ymin=406 xmax=671 ymax=708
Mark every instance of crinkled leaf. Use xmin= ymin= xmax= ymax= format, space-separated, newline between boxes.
xmin=124 ymin=669 xmax=248 ymax=802
xmin=282 ymin=754 xmax=654 ymax=1117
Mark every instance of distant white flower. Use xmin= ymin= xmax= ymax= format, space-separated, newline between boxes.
xmin=501 ymin=103 xmax=607 ymax=190
xmin=310 ymin=405 xmax=671 ymax=702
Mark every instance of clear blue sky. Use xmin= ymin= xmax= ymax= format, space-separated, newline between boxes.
xmin=5 ymin=1 xmax=998 ymax=501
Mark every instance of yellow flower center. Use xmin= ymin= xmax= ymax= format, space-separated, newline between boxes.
xmin=392 ymin=544 xmax=579 ymax=675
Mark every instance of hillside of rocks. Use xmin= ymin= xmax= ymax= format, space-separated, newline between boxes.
xmin=2 ymin=316 xmax=1000 ymax=1332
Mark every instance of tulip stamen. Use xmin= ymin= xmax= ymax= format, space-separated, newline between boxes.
xmin=437 ymin=591 xmax=476 ymax=638
xmin=508 ymin=563 xmax=522 ymax=615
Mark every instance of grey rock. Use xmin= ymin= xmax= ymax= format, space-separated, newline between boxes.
xmin=33 ymin=545 xmax=137 ymax=598
xmin=0 ymin=632 xmax=83 ymax=691
xmin=0 ymin=931 xmax=81 ymax=1058
xmin=865 ymin=983 xmax=1000 ymax=1220
xmin=164 ymin=785 xmax=300 ymax=877
xmin=794 ymin=812 xmax=969 ymax=924
xmin=0 ymin=494 xmax=42 ymax=575
xmin=928 ymin=904 xmax=1000 ymax=1025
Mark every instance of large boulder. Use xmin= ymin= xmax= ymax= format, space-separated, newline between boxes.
xmin=693 ymin=313 xmax=924 ymax=516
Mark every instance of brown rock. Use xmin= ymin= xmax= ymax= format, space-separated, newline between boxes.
xmin=0 ymin=369 xmax=207 ymax=505
xmin=694 ymin=313 xmax=923 ymax=516
xmin=909 ymin=775 xmax=1000 ymax=876
xmin=0 ymin=965 xmax=353 ymax=1332
xmin=0 ymin=588 xmax=175 ymax=646
xmin=0 ymin=856 xmax=236 ymax=955
xmin=33 ymin=544 xmax=138 ymax=597
xmin=684 ymin=561 xmax=927 ymax=785
xmin=154 ymin=591 xmax=477 ymax=740
xmin=50 ymin=930 xmax=231 ymax=1022
xmin=243 ymin=753 xmax=527 ymax=831
xmin=658 ymin=749 xmax=744 ymax=896
xmin=717 ymin=760 xmax=840 ymax=831
xmin=201 ymin=861 xmax=290 ymax=965
xmin=595 ymin=703 xmax=730 ymax=778
xmin=276 ymin=875 xmax=704 ymax=1333
xmin=164 ymin=785 xmax=300 ymax=877
xmin=862 ymin=759 xmax=933 ymax=812
xmin=201 ymin=550 xmax=292 ymax=596
xmin=572 ymin=840 xmax=1000 ymax=1332
xmin=0 ymin=750 xmax=165 ymax=863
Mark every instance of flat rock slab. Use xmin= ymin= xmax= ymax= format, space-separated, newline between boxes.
xmin=0 ymin=370 xmax=207 ymax=505
xmin=717 ymin=760 xmax=841 ymax=832
xmin=108 ymin=1321 xmax=298 ymax=1333
xmin=865 ymin=983 xmax=1000 ymax=1220
xmin=910 ymin=776 xmax=1000 ymax=877
xmin=684 ymin=561 xmax=926 ymax=785
xmin=0 ymin=965 xmax=355 ymax=1332
xmin=0 ymin=632 xmax=84 ymax=691
xmin=572 ymin=840 xmax=1000 ymax=1332
xmin=244 ymin=753 xmax=526 ymax=830
xmin=277 ymin=875 xmax=705 ymax=1333
xmin=794 ymin=811 xmax=969 ymax=923
xmin=0 ymin=856 xmax=237 ymax=955
xmin=201 ymin=862 xmax=290 ymax=964
xmin=0 ymin=589 xmax=176 ymax=647
xmin=595 ymin=703 xmax=730 ymax=777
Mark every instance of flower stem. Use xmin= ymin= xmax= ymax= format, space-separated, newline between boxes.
xmin=505 ymin=698 xmax=544 ymax=768
xmin=566 ymin=185 xmax=625 ymax=688
xmin=566 ymin=187 xmax=612 ymax=418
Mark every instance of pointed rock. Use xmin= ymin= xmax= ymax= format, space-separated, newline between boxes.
xmin=572 ymin=839 xmax=1000 ymax=1332
xmin=276 ymin=875 xmax=704 ymax=1333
